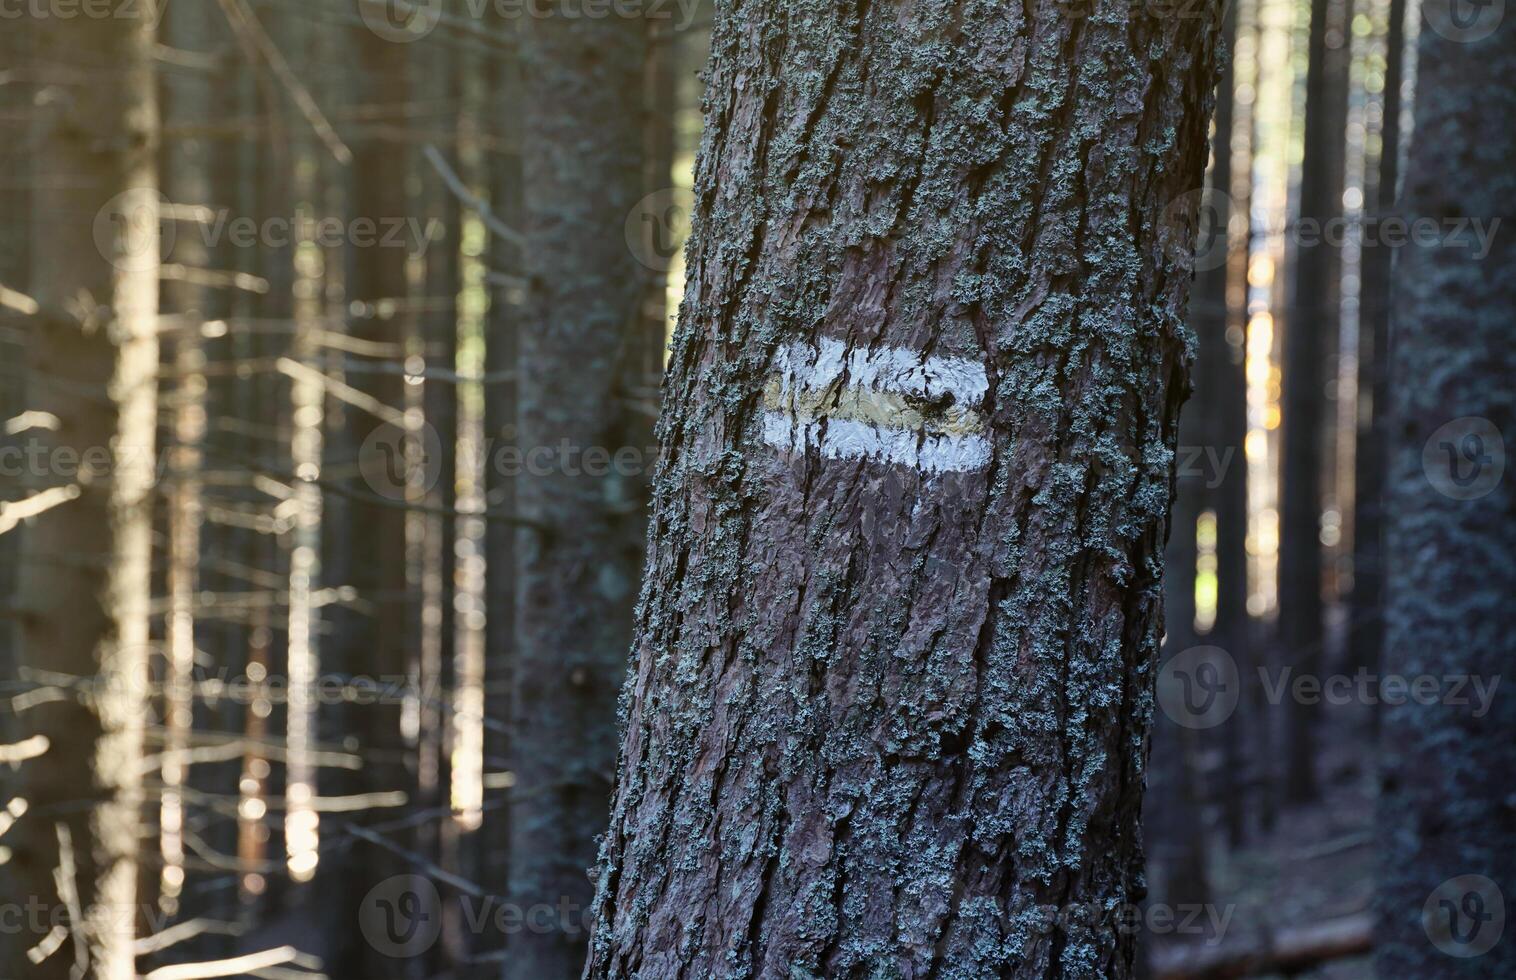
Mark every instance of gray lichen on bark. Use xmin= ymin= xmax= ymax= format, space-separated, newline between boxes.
xmin=587 ymin=2 xmax=1222 ymax=977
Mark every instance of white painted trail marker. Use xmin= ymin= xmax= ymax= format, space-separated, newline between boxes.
xmin=761 ymin=338 xmax=991 ymax=474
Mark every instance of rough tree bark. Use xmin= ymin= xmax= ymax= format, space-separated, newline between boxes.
xmin=2 ymin=6 xmax=160 ymax=980
xmin=509 ymin=9 xmax=650 ymax=977
xmin=585 ymin=2 xmax=1223 ymax=977
xmin=1374 ymin=8 xmax=1516 ymax=975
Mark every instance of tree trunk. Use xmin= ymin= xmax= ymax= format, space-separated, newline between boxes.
xmin=1210 ymin=0 xmax=1253 ymax=847
xmin=1276 ymin=0 xmax=1352 ymax=805
xmin=1374 ymin=10 xmax=1516 ymax=976
xmin=245 ymin=16 xmax=297 ymax=918
xmin=337 ymin=23 xmax=420 ymax=974
xmin=482 ymin=23 xmax=524 ymax=968
xmin=159 ymin=0 xmax=219 ymax=917
xmin=0 ymin=25 xmax=29 ymax=690
xmin=1206 ymin=61 xmax=1255 ymax=855
xmin=1150 ymin=0 xmax=1243 ymax=915
xmin=509 ymin=9 xmax=650 ymax=977
xmin=4 ymin=7 xmax=160 ymax=979
xmin=1347 ymin=0 xmax=1406 ymax=683
xmin=225 ymin=41 xmax=272 ymax=918
xmin=416 ymin=39 xmax=460 ymax=971
xmin=586 ymin=4 xmax=1222 ymax=977
xmin=283 ymin=116 xmax=328 ymax=895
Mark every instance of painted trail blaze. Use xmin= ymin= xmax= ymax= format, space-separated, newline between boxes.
xmin=760 ymin=338 xmax=991 ymax=474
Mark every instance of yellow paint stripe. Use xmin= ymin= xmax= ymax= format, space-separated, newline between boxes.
xmin=763 ymin=376 xmax=985 ymax=437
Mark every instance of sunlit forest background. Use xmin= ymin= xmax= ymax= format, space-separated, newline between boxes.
xmin=0 ymin=0 xmax=1504 ymax=977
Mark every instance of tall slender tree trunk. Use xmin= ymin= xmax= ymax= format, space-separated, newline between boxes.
xmin=509 ymin=9 xmax=649 ymax=978
xmin=338 ymin=23 xmax=420 ymax=975
xmin=417 ymin=40 xmax=460 ymax=971
xmin=0 ymin=26 xmax=29 ymax=689
xmin=640 ymin=15 xmax=680 ymax=369
xmin=1348 ymin=0 xmax=1406 ymax=683
xmin=350 ymin=26 xmax=413 ymax=733
xmin=1212 ymin=0 xmax=1254 ymax=847
xmin=1374 ymin=9 xmax=1515 ymax=975
xmin=226 ymin=41 xmax=272 ymax=918
xmin=482 ymin=20 xmax=524 ymax=966
xmin=1276 ymin=0 xmax=1352 ymax=804
xmin=159 ymin=0 xmax=219 ymax=916
xmin=447 ymin=51 xmax=491 ymax=869
xmin=283 ymin=123 xmax=328 ymax=895
xmin=4 ymin=7 xmax=161 ymax=979
xmin=244 ymin=21 xmax=296 ymax=918
xmin=585 ymin=4 xmax=1222 ymax=977
xmin=1151 ymin=0 xmax=1243 ymax=913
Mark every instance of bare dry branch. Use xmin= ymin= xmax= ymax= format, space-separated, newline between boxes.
xmin=141 ymin=946 xmax=319 ymax=980
xmin=213 ymin=0 xmax=351 ymax=165
xmin=422 ymin=143 xmax=524 ymax=247
xmin=0 ymin=486 xmax=83 ymax=536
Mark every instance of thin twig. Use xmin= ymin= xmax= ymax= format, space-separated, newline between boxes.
xmin=0 ymin=282 xmax=39 ymax=316
xmin=142 ymin=946 xmax=319 ymax=980
xmin=341 ymin=360 xmax=516 ymax=385
xmin=422 ymin=144 xmax=524 ymax=247
xmin=275 ymin=358 xmax=406 ymax=427
xmin=0 ymin=735 xmax=50 ymax=765
xmin=161 ymin=263 xmax=271 ymax=294
xmin=214 ymin=0 xmax=352 ymax=165
xmin=134 ymin=919 xmax=248 ymax=957
xmin=50 ymin=823 xmax=88 ymax=974
xmin=5 ymin=411 xmax=62 ymax=435
xmin=0 ymin=486 xmax=82 ymax=536
xmin=344 ymin=824 xmax=492 ymax=898
xmin=310 ymin=329 xmax=407 ymax=359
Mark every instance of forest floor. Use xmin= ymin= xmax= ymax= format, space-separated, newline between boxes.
xmin=1146 ymin=608 xmax=1378 ymax=979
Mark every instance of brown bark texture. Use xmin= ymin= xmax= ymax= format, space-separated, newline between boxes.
xmin=586 ymin=2 xmax=1224 ymax=977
